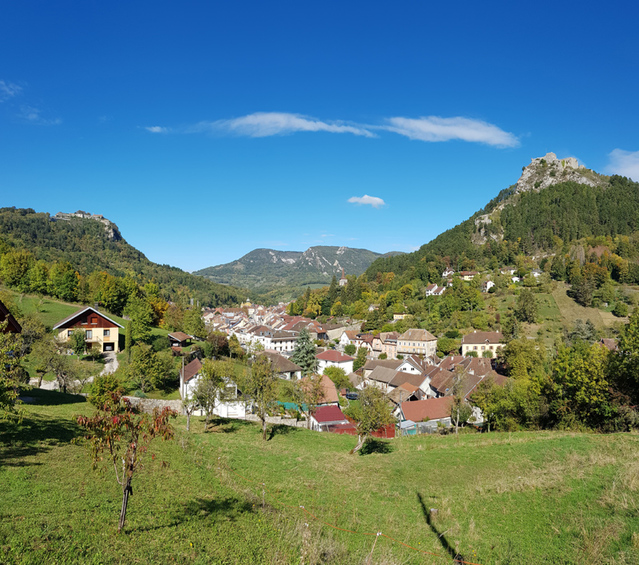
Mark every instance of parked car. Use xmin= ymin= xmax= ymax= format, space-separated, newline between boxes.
xmin=345 ymin=392 xmax=359 ymax=400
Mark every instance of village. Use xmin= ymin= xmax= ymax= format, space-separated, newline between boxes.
xmin=168 ymin=268 xmax=517 ymax=437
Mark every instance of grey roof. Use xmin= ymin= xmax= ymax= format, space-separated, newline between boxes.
xmin=367 ymin=366 xmax=399 ymax=385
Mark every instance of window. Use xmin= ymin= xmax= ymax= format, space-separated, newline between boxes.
xmin=86 ymin=330 xmax=93 ymax=339
xmin=90 ymin=317 xmax=98 ymax=324
xmin=103 ymin=329 xmax=110 ymax=337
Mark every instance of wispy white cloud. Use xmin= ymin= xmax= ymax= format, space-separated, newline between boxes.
xmin=0 ymin=80 xmax=21 ymax=102
xmin=18 ymin=105 xmax=61 ymax=125
xmin=348 ymin=195 xmax=386 ymax=208
xmin=191 ymin=112 xmax=375 ymax=138
xmin=606 ymin=149 xmax=639 ymax=181
xmin=145 ymin=126 xmax=168 ymax=133
xmin=320 ymin=233 xmax=335 ymax=238
xmin=382 ymin=116 xmax=519 ymax=147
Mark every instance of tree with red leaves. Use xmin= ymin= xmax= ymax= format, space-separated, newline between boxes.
xmin=75 ymin=393 xmax=176 ymax=533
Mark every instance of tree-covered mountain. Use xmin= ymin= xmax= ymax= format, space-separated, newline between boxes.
xmin=195 ymin=246 xmax=402 ymax=294
xmin=0 ymin=207 xmax=246 ymax=307
xmin=366 ymin=153 xmax=639 ymax=280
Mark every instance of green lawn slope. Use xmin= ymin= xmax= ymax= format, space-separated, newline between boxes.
xmin=2 ymin=390 xmax=639 ymax=564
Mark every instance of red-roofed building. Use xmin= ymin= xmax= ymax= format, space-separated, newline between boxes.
xmin=309 ymin=405 xmax=350 ymax=432
xmin=299 ymin=374 xmax=340 ymax=405
xmin=316 ymin=350 xmax=354 ymax=374
xmin=398 ymin=397 xmax=454 ymax=427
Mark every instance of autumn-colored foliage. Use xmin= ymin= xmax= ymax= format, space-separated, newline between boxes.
xmin=75 ymin=392 xmax=176 ymax=533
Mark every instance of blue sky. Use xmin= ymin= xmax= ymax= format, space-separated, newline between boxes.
xmin=1 ymin=1 xmax=638 ymax=272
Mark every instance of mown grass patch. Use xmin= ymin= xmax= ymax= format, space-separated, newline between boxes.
xmin=3 ymin=393 xmax=639 ymax=564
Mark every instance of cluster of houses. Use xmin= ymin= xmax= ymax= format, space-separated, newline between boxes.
xmin=179 ymin=301 xmax=509 ymax=435
xmin=46 ymin=298 xmax=510 ymax=437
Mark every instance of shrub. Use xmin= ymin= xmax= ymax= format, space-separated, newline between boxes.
xmin=613 ymin=302 xmax=629 ymax=317
xmin=88 ymin=373 xmax=124 ymax=409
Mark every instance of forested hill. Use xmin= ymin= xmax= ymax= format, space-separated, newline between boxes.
xmin=0 ymin=207 xmax=246 ymax=307
xmin=195 ymin=246 xmax=402 ymax=295
xmin=366 ymin=158 xmax=639 ymax=281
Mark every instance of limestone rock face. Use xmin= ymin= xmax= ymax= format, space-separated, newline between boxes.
xmin=471 ymin=152 xmax=607 ymax=245
xmin=515 ymin=152 xmax=602 ymax=194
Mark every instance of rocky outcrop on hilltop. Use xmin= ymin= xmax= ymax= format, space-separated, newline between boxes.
xmin=471 ymin=153 xmax=607 ymax=245
xmin=515 ymin=152 xmax=604 ymax=194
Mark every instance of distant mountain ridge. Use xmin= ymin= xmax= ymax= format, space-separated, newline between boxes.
xmin=195 ymin=246 xmax=402 ymax=292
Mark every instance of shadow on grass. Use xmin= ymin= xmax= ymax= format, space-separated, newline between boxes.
xmin=207 ymin=417 xmax=254 ymax=434
xmin=417 ymin=492 xmax=466 ymax=564
xmin=139 ymin=496 xmax=257 ymax=533
xmin=359 ymin=438 xmax=394 ymax=456
xmin=268 ymin=424 xmax=302 ymax=441
xmin=0 ymin=414 xmax=84 ymax=467
xmin=21 ymin=387 xmax=87 ymax=406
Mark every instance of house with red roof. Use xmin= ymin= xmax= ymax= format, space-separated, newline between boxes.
xmin=397 ymin=397 xmax=454 ymax=429
xmin=299 ymin=374 xmax=339 ymax=406
xmin=316 ymin=350 xmax=354 ymax=374
xmin=309 ymin=405 xmax=350 ymax=432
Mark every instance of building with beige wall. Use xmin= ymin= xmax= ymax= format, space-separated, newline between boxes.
xmin=461 ymin=331 xmax=504 ymax=357
xmin=397 ymin=329 xmax=437 ymax=358
xmin=53 ymin=306 xmax=123 ymax=352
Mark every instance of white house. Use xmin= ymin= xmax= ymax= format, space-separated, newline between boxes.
xmin=180 ymin=358 xmax=246 ymax=418
xmin=316 ymin=350 xmax=354 ymax=374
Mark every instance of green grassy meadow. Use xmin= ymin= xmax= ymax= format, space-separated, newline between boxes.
xmin=2 ymin=389 xmax=639 ymax=564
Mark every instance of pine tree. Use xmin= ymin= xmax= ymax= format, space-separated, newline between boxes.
xmin=291 ymin=328 xmax=318 ymax=376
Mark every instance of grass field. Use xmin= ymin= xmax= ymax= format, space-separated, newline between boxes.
xmin=3 ymin=289 xmax=169 ymax=342
xmin=2 ymin=389 xmax=639 ymax=564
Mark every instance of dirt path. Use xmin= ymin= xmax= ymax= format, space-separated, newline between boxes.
xmin=29 ymin=352 xmax=118 ymax=392
xmin=100 ymin=351 xmax=119 ymax=376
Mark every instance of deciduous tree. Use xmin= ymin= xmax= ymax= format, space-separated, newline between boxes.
xmin=348 ymin=386 xmax=395 ymax=454
xmin=75 ymin=393 xmax=176 ymax=533
xmin=294 ymin=374 xmax=326 ymax=429
xmin=607 ymin=310 xmax=639 ymax=405
xmin=242 ymin=355 xmax=278 ymax=440
xmin=0 ymin=321 xmax=26 ymax=418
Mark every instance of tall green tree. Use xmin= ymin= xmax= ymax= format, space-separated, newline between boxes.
xmin=242 ymin=356 xmax=278 ymax=440
xmin=353 ymin=347 xmax=368 ymax=371
xmin=607 ymin=309 xmax=639 ymax=405
xmin=0 ymin=321 xmax=26 ymax=418
xmin=124 ymin=296 xmax=153 ymax=344
xmin=193 ymin=359 xmax=226 ymax=430
xmin=69 ymin=328 xmax=87 ymax=357
xmin=183 ymin=308 xmax=205 ymax=338
xmin=130 ymin=344 xmax=175 ymax=392
xmin=291 ymin=328 xmax=318 ymax=376
xmin=548 ymin=343 xmax=611 ymax=428
xmin=49 ymin=261 xmax=79 ymax=302
xmin=0 ymin=249 xmax=33 ymax=291
xmin=515 ymin=288 xmax=537 ymax=323
xmin=348 ymin=386 xmax=395 ymax=454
